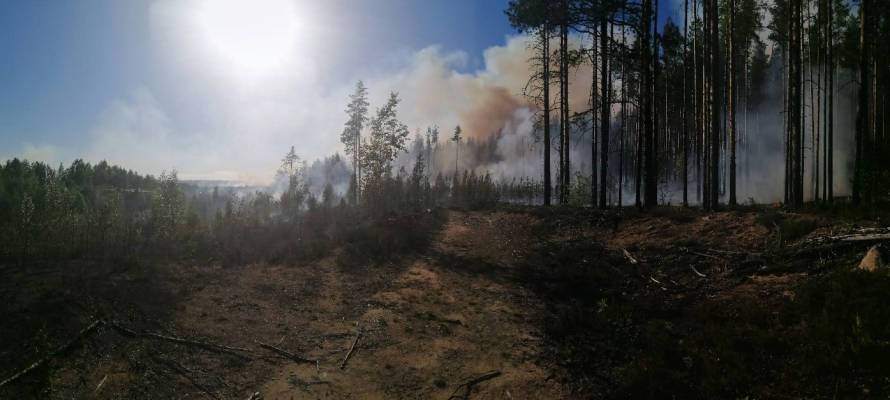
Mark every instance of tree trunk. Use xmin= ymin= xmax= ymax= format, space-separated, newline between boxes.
xmin=642 ymin=0 xmax=657 ymax=208
xmin=683 ymin=0 xmax=690 ymax=207
xmin=853 ymin=0 xmax=868 ymax=205
xmin=728 ymin=0 xmax=737 ymax=206
xmin=825 ymin=0 xmax=834 ymax=203
xmin=638 ymin=0 xmax=653 ymax=209
xmin=599 ymin=16 xmax=611 ymax=209
xmin=591 ymin=29 xmax=599 ymax=207
xmin=543 ymin=26 xmax=552 ymax=206
xmin=559 ymin=5 xmax=570 ymax=205
xmin=707 ymin=0 xmax=721 ymax=210
xmin=619 ymin=21 xmax=627 ymax=208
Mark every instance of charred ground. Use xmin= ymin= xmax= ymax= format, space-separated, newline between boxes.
xmin=1 ymin=205 xmax=889 ymax=399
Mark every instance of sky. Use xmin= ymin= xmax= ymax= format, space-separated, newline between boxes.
xmin=1 ymin=0 xmax=686 ymax=183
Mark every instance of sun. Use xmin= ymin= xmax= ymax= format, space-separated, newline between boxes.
xmin=195 ymin=0 xmax=299 ymax=76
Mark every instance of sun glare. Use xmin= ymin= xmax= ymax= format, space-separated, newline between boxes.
xmin=196 ymin=0 xmax=299 ymax=76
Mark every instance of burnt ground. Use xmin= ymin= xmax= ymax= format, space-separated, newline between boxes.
xmin=1 ymin=206 xmax=889 ymax=399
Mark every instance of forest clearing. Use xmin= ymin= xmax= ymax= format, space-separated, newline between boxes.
xmin=2 ymin=205 xmax=888 ymax=399
xmin=3 ymin=0 xmax=890 ymax=398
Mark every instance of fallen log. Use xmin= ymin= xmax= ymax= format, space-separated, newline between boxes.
xmin=255 ymin=340 xmax=318 ymax=370
xmin=0 ymin=319 xmax=103 ymax=388
xmin=447 ymin=370 xmax=502 ymax=400
xmin=830 ymin=233 xmax=890 ymax=242
xmin=804 ymin=232 xmax=890 ymax=245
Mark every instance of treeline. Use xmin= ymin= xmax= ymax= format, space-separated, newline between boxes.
xmin=505 ymin=0 xmax=890 ymax=209
xmin=0 ymin=151 xmax=503 ymax=268
xmin=0 ymin=81 xmax=525 ymax=269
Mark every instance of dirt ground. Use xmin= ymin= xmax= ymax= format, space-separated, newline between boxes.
xmin=0 ymin=207 xmax=883 ymax=399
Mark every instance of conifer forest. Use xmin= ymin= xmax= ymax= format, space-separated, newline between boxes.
xmin=2 ymin=0 xmax=890 ymax=398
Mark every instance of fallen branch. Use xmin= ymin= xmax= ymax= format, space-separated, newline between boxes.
xmin=685 ymin=249 xmax=727 ymax=261
xmin=707 ymin=248 xmax=762 ymax=256
xmin=814 ymin=233 xmax=890 ymax=243
xmin=256 ymin=340 xmax=318 ymax=370
xmin=447 ymin=370 xmax=502 ymax=400
xmin=107 ymin=322 xmax=251 ymax=360
xmin=246 ymin=392 xmax=262 ymax=400
xmin=0 ymin=319 xmax=102 ymax=388
xmin=94 ymin=374 xmax=108 ymax=393
xmin=149 ymin=353 xmax=219 ymax=400
xmin=340 ymin=329 xmax=362 ymax=370
xmin=691 ymin=266 xmax=707 ymax=278
xmin=648 ymin=276 xmax=668 ymax=291
xmin=622 ymin=248 xmax=639 ymax=264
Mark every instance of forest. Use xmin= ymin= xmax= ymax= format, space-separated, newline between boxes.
xmin=1 ymin=0 xmax=890 ymax=398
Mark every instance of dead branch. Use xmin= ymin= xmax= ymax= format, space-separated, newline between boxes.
xmin=255 ymin=340 xmax=318 ymax=370
xmin=246 ymin=392 xmax=263 ymax=400
xmin=447 ymin=370 xmax=502 ymax=400
xmin=94 ymin=374 xmax=108 ymax=393
xmin=812 ymin=233 xmax=890 ymax=243
xmin=707 ymin=248 xmax=762 ymax=257
xmin=340 ymin=329 xmax=362 ymax=370
xmin=793 ymin=232 xmax=890 ymax=260
xmin=684 ymin=249 xmax=727 ymax=261
xmin=0 ymin=319 xmax=102 ymax=388
xmin=107 ymin=322 xmax=251 ymax=360
xmin=691 ymin=266 xmax=707 ymax=278
xmin=149 ymin=353 xmax=219 ymax=400
xmin=622 ymin=248 xmax=639 ymax=264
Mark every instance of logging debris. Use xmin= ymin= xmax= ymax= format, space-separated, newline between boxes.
xmin=0 ymin=319 xmax=102 ymax=388
xmin=255 ymin=340 xmax=319 ymax=371
xmin=447 ymin=370 xmax=502 ymax=400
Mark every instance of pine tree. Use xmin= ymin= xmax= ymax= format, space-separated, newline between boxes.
xmin=361 ymin=92 xmax=410 ymax=210
xmin=451 ymin=125 xmax=463 ymax=176
xmin=506 ymin=0 xmax=555 ymax=206
xmin=341 ymin=81 xmax=369 ymax=204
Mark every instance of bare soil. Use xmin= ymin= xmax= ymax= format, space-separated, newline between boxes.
xmin=0 ymin=207 xmax=884 ymax=399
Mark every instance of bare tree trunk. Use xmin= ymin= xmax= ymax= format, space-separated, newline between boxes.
xmin=643 ymin=0 xmax=657 ymax=208
xmin=706 ymin=0 xmax=721 ymax=210
xmin=683 ymin=0 xmax=690 ymax=207
xmin=619 ymin=21 xmax=627 ymax=208
xmin=543 ymin=26 xmax=552 ymax=206
xmin=823 ymin=0 xmax=834 ymax=203
xmin=728 ymin=0 xmax=737 ymax=206
xmin=693 ymin=0 xmax=701 ymax=205
xmin=599 ymin=16 xmax=611 ymax=209
xmin=853 ymin=0 xmax=868 ymax=205
xmin=591 ymin=29 xmax=599 ymax=207
xmin=559 ymin=4 xmax=570 ymax=205
xmin=639 ymin=0 xmax=653 ymax=209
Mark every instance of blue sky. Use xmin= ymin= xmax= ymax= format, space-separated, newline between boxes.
xmin=0 ymin=0 xmax=512 ymax=159
xmin=0 ymin=0 xmax=684 ymax=181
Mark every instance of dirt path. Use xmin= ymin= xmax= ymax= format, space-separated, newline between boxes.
xmin=160 ymin=210 xmax=564 ymax=399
